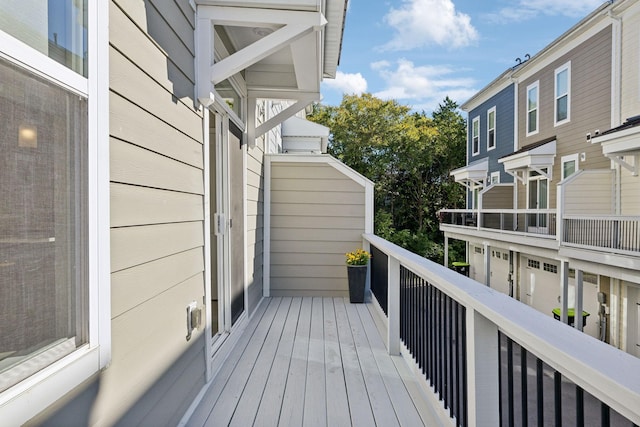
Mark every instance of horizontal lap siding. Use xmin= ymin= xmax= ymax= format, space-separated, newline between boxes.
xmin=102 ymin=1 xmax=205 ymax=425
xmin=270 ymin=161 xmax=366 ymax=297
xmin=517 ymin=26 xmax=612 ymax=209
xmin=620 ymin=5 xmax=640 ymax=121
xmin=247 ymin=142 xmax=265 ymax=315
xmin=482 ymin=185 xmax=513 ymax=209
xmin=564 ymin=171 xmax=614 ymax=214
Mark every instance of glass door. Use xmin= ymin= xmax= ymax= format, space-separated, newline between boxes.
xmin=527 ymin=170 xmax=548 ymax=231
xmin=209 ymin=110 xmax=245 ymax=343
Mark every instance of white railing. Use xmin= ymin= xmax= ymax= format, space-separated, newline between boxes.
xmin=438 ymin=209 xmax=557 ymax=237
xmin=563 ymin=214 xmax=640 ymax=254
xmin=364 ymin=233 xmax=640 ymax=427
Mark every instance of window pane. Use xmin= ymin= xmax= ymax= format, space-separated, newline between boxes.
xmin=0 ymin=57 xmax=87 ymax=392
xmin=557 ymin=95 xmax=568 ymax=122
xmin=528 ymin=87 xmax=537 ymax=111
xmin=488 ymin=110 xmax=495 ymax=128
xmin=528 ymin=110 xmax=537 ymax=133
xmin=556 ymin=69 xmax=568 ymax=96
xmin=488 ymin=129 xmax=495 ymax=148
xmin=563 ymin=160 xmax=576 ymax=178
xmin=0 ymin=0 xmax=87 ymax=76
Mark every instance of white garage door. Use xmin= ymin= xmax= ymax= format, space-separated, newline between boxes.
xmin=489 ymin=249 xmax=510 ymax=295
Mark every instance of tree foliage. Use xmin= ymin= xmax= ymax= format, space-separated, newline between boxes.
xmin=308 ymin=94 xmax=467 ymax=264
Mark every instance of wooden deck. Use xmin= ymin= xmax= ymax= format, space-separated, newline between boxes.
xmin=186 ymin=297 xmax=436 ymax=427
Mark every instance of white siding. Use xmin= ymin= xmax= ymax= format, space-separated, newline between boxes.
xmin=562 ymin=170 xmax=614 ymax=214
xmin=270 ymin=160 xmax=367 ymax=297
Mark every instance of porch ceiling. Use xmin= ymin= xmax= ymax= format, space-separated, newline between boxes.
xmin=196 ymin=0 xmax=347 ymax=102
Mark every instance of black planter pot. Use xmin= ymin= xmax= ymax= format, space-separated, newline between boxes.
xmin=347 ymin=265 xmax=367 ymax=303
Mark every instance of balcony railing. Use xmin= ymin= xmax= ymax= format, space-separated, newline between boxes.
xmin=563 ymin=214 xmax=640 ymax=254
xmin=439 ymin=209 xmax=557 ymax=237
xmin=363 ymin=233 xmax=640 ymax=426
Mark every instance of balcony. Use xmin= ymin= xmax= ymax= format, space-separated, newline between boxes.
xmin=439 ymin=209 xmax=557 ymax=238
xmin=184 ymin=234 xmax=640 ymax=426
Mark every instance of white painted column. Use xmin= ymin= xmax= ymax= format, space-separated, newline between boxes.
xmin=484 ymin=243 xmax=491 ymax=287
xmin=444 ymin=235 xmax=449 ymax=267
xmin=388 ymin=256 xmax=400 ymax=356
xmin=466 ymin=309 xmax=500 ymax=426
xmin=560 ymin=260 xmax=570 ymax=323
xmin=575 ymin=269 xmax=584 ymax=332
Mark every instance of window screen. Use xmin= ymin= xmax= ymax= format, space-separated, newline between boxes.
xmin=0 ymin=57 xmax=88 ymax=392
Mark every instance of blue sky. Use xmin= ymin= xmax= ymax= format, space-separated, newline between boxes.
xmin=320 ymin=0 xmax=606 ymax=113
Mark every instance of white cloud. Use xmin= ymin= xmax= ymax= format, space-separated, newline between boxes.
xmin=322 ymin=71 xmax=368 ymax=95
xmin=381 ymin=0 xmax=478 ymax=51
xmin=371 ymin=59 xmax=477 ymax=112
xmin=486 ymin=0 xmax=604 ymax=23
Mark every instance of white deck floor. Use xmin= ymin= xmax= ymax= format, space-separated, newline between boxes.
xmin=186 ymin=296 xmax=436 ymax=427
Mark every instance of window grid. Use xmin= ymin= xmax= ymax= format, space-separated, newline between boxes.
xmin=543 ymin=263 xmax=558 ymax=274
xmin=528 ymin=259 xmax=540 ymax=269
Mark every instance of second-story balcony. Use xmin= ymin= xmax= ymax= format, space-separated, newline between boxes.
xmin=439 ymin=209 xmax=557 ymax=239
xmin=184 ymin=233 xmax=640 ymax=426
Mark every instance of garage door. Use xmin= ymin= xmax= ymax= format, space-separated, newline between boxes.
xmin=489 ymin=249 xmax=510 ymax=295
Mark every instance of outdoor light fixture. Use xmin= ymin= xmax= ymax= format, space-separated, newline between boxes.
xmin=18 ymin=125 xmax=37 ymax=148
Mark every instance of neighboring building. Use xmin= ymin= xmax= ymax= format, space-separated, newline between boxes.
xmin=0 ymin=0 xmax=363 ymax=425
xmin=441 ymin=0 xmax=640 ymax=357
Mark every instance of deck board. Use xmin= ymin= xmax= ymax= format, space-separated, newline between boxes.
xmin=187 ymin=297 xmax=428 ymax=427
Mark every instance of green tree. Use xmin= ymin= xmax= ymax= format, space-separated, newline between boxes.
xmin=308 ymin=94 xmax=466 ymax=264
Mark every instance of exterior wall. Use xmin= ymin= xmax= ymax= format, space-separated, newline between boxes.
xmin=247 ymin=138 xmax=265 ymax=315
xmin=620 ymin=161 xmax=640 ymax=215
xmin=269 ymin=159 xmax=366 ymax=296
xmin=481 ymin=184 xmax=514 ymax=209
xmin=516 ymin=26 xmax=613 ymax=210
xmin=466 ymin=84 xmax=515 ymax=206
xmin=619 ymin=2 xmax=640 ymax=121
xmin=562 ymin=170 xmax=614 ymax=214
xmin=101 ymin=1 xmax=206 ymax=425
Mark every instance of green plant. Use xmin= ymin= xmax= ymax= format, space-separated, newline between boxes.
xmin=345 ymin=249 xmax=371 ymax=266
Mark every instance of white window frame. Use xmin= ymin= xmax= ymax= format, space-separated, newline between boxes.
xmin=0 ymin=1 xmax=110 ymax=424
xmin=561 ymin=153 xmax=579 ymax=180
xmin=487 ymin=106 xmax=496 ymax=151
xmin=472 ymin=116 xmax=480 ymax=156
xmin=490 ymin=171 xmax=500 ymax=185
xmin=554 ymin=62 xmax=571 ymax=126
xmin=526 ymin=81 xmax=539 ymax=137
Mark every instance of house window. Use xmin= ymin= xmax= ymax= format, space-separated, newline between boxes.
xmin=0 ymin=0 xmax=88 ymax=76
xmin=0 ymin=2 xmax=108 ymax=421
xmin=555 ymin=63 xmax=570 ymax=125
xmin=528 ymin=259 xmax=540 ymax=269
xmin=526 ymin=82 xmax=539 ymax=136
xmin=472 ymin=116 xmax=480 ymax=155
xmin=0 ymin=56 xmax=88 ymax=393
xmin=487 ymin=107 xmax=496 ymax=150
xmin=562 ymin=153 xmax=579 ymax=180
xmin=490 ymin=171 xmax=500 ymax=185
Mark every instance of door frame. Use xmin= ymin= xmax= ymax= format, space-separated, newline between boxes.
xmin=203 ymin=94 xmax=248 ymax=380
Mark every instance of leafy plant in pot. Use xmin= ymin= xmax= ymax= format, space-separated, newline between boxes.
xmin=345 ymin=249 xmax=371 ymax=303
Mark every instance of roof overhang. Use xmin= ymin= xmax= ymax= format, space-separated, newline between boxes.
xmin=281 ymin=116 xmax=329 ymax=153
xmin=499 ymin=139 xmax=556 ymax=183
xmin=593 ymin=124 xmax=640 ymax=176
xmin=450 ymin=158 xmax=488 ymax=190
xmin=195 ymin=0 xmax=347 ymax=144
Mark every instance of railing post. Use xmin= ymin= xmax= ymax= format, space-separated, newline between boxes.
xmin=388 ymin=255 xmax=400 ymax=355
xmin=466 ymin=308 xmax=500 ymax=426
